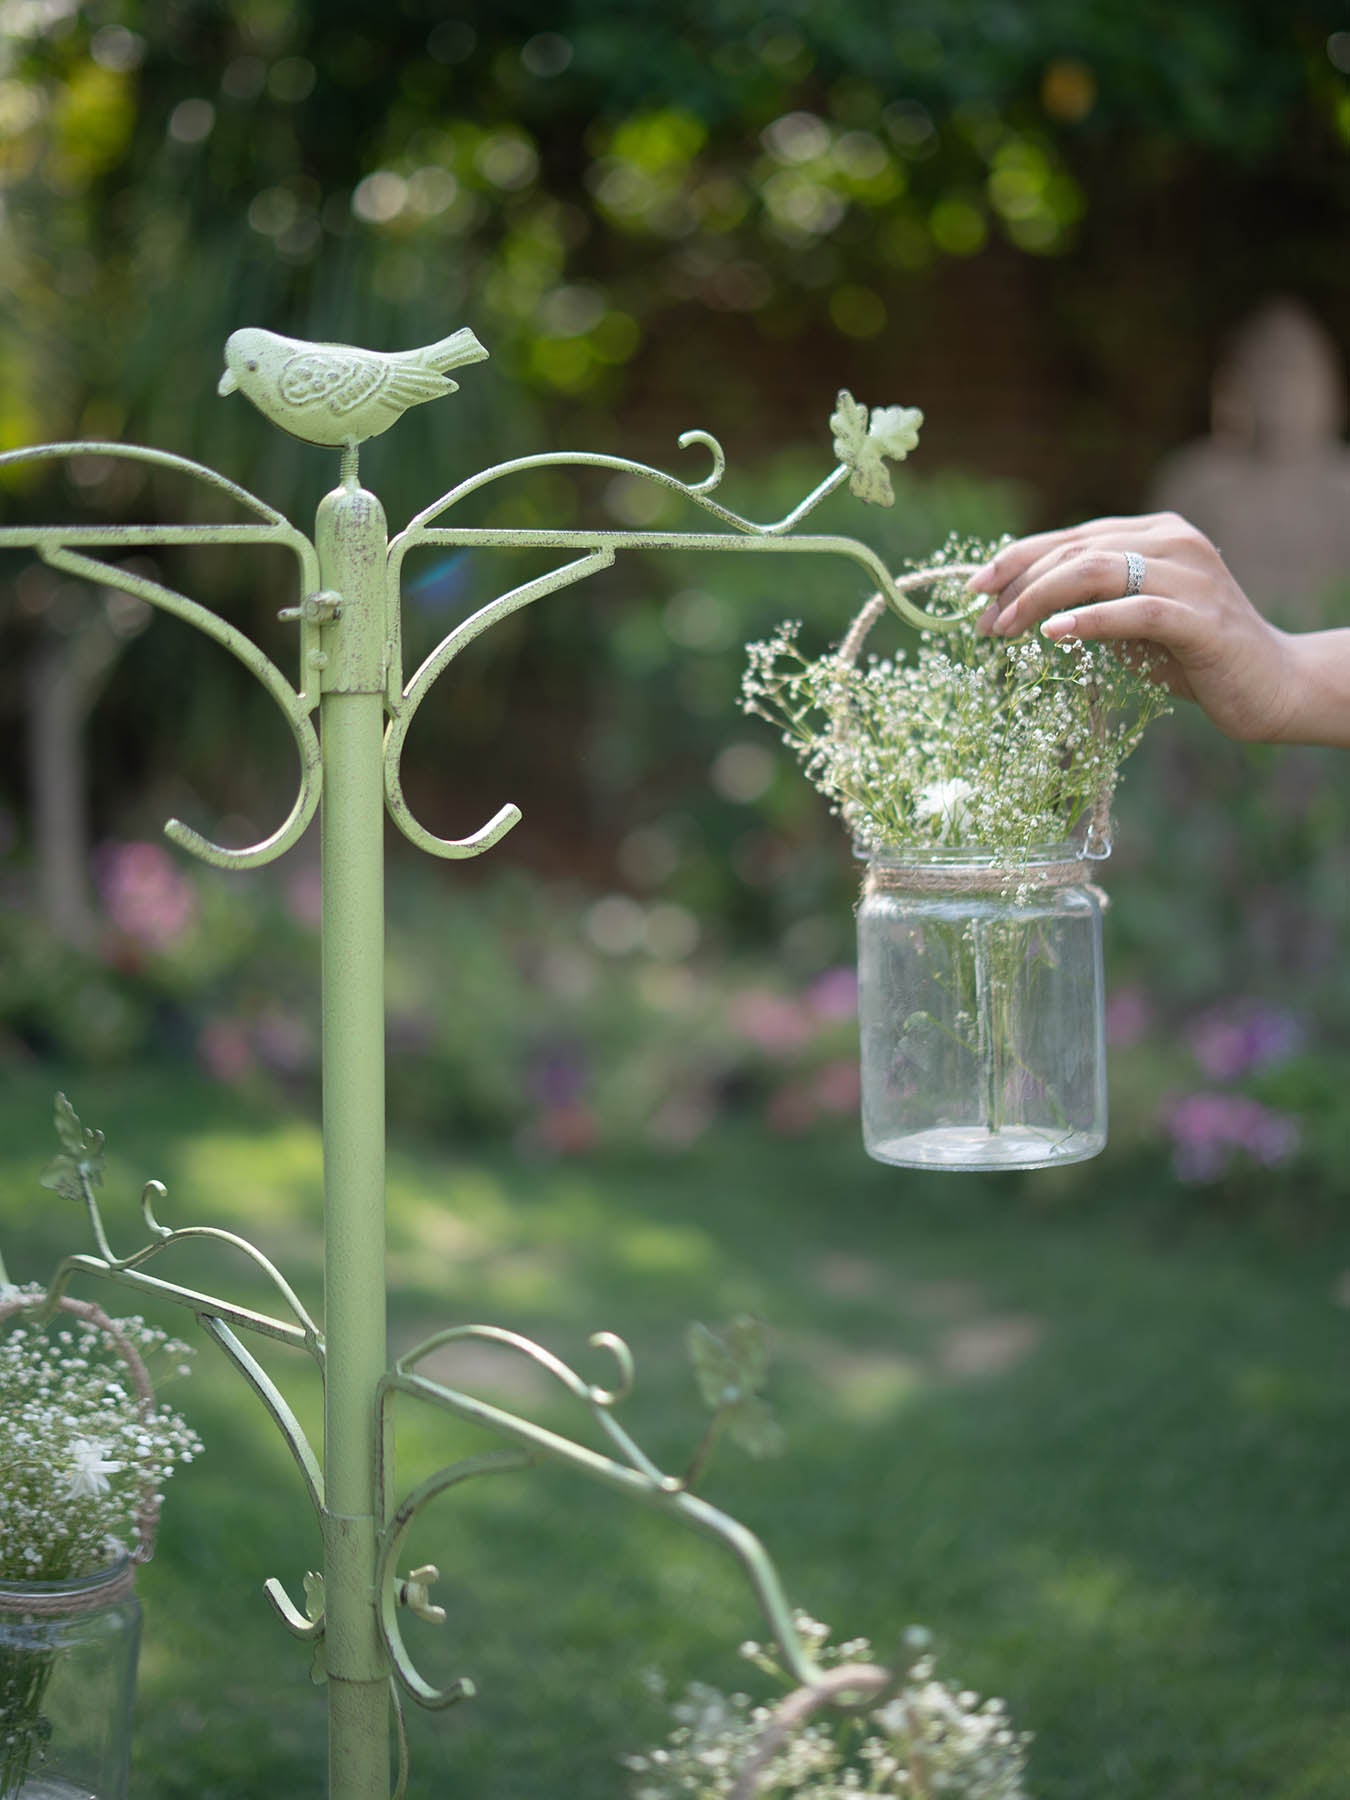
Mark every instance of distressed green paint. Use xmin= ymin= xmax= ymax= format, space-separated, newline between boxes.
xmin=10 ymin=334 xmax=979 ymax=1798
xmin=317 ymin=478 xmax=392 ymax=1797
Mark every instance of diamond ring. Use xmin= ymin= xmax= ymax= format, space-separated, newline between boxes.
xmin=1122 ymin=551 xmax=1146 ymax=597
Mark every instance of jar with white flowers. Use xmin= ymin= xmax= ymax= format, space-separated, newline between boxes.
xmin=741 ymin=548 xmax=1170 ymax=1172
xmin=0 ymin=1288 xmax=200 ymax=1799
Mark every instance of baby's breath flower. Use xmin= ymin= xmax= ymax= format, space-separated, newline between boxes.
xmin=626 ymin=1615 xmax=1031 ymax=1799
xmin=0 ymin=1286 xmax=202 ymax=1587
xmin=742 ymin=538 xmax=1170 ymax=859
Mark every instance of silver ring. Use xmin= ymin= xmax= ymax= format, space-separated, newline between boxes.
xmin=1122 ymin=551 xmax=1145 ymax=597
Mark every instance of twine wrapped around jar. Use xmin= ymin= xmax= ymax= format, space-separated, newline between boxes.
xmin=0 ymin=1293 xmax=160 ymax=1617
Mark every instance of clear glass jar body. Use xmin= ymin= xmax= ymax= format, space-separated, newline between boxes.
xmin=857 ymin=845 xmax=1107 ymax=1171
xmin=0 ymin=1563 xmax=140 ymax=1800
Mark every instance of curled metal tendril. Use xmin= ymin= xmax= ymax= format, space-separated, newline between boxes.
xmin=675 ymin=429 xmax=726 ymax=494
xmin=584 ymin=1330 xmax=636 ymax=1407
xmin=139 ymin=1180 xmax=173 ymax=1242
xmin=399 ymin=431 xmax=730 ymax=538
xmin=394 ymin=1323 xmax=641 ymax=1447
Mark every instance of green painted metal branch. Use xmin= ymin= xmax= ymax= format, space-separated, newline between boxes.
xmin=48 ymin=1163 xmax=322 ymax=1355
xmin=38 ymin=1252 xmax=316 ymax=1355
xmin=198 ymin=1316 xmax=325 ymax=1515
xmin=377 ymin=1359 xmax=824 ymax=1693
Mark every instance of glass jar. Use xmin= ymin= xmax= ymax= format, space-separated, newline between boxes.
xmin=0 ymin=1561 xmax=140 ymax=1800
xmin=857 ymin=844 xmax=1107 ymax=1171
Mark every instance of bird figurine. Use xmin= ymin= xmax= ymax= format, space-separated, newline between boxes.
xmin=216 ymin=325 xmax=489 ymax=449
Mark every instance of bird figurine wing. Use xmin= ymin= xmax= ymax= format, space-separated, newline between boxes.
xmin=281 ymin=348 xmax=391 ymax=416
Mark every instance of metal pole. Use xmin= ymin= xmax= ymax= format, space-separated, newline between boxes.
xmin=316 ymin=470 xmax=392 ymax=1800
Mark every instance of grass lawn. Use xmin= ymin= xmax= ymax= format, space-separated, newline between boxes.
xmin=1 ymin=1063 xmax=1348 ymax=1798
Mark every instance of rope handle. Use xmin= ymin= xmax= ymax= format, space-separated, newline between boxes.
xmin=834 ymin=573 xmax=1112 ymax=860
xmin=728 ymin=1664 xmax=894 ymax=1800
xmin=0 ymin=1292 xmax=161 ymax=1568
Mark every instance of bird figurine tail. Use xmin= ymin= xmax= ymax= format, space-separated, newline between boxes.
xmin=428 ymin=328 xmax=490 ymax=372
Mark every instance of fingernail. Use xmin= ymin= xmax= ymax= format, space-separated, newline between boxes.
xmin=974 ymin=603 xmax=999 ymax=636
xmin=1041 ymin=612 xmax=1077 ymax=639
xmin=965 ymin=564 xmax=998 ymax=594
xmin=992 ymin=610 xmax=1018 ymax=636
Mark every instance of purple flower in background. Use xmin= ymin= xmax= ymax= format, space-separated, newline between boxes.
xmin=525 ymin=1039 xmax=589 ymax=1108
xmin=96 ymin=840 xmax=196 ymax=951
xmin=1162 ymin=1091 xmax=1301 ymax=1185
xmin=1185 ymin=1000 xmax=1304 ymax=1083
xmin=1105 ymin=986 xmax=1151 ymax=1049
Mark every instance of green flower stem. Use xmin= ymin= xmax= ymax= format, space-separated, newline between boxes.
xmin=679 ymin=1408 xmax=728 ymax=1494
xmin=0 ymin=1642 xmax=55 ymax=1798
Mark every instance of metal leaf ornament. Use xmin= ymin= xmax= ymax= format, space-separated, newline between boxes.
xmin=40 ymin=1092 xmax=106 ymax=1204
xmin=687 ymin=1317 xmax=786 ymax=1460
xmin=830 ymin=390 xmax=924 ymax=508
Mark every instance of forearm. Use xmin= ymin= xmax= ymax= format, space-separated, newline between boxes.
xmin=1274 ymin=628 xmax=1350 ymax=747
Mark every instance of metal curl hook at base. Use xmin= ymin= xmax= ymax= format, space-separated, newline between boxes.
xmin=264 ymin=1575 xmax=325 ymax=1643
xmin=376 ymin=1449 xmax=533 ymax=1711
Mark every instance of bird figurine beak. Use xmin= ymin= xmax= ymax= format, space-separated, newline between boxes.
xmin=217 ymin=367 xmax=238 ymax=396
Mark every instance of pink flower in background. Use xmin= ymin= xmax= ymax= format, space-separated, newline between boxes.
xmin=1185 ymin=1000 xmax=1305 ymax=1083
xmin=284 ymin=863 xmax=323 ymax=930
xmin=1161 ymin=1091 xmax=1300 ymax=1184
xmin=1105 ymin=986 xmax=1152 ymax=1049
xmin=806 ymin=966 xmax=858 ymax=1021
xmin=253 ymin=1009 xmax=313 ymax=1076
xmin=96 ymin=840 xmax=196 ymax=951
xmin=812 ymin=1057 xmax=860 ymax=1115
xmin=531 ymin=1102 xmax=598 ymax=1157
xmin=198 ymin=1018 xmax=255 ymax=1084
xmin=730 ymin=989 xmax=813 ymax=1055
xmin=765 ymin=1080 xmax=816 ymax=1136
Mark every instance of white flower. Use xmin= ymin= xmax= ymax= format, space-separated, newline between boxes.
xmin=916 ymin=777 xmax=974 ymax=836
xmin=66 ymin=1438 xmax=125 ymax=1499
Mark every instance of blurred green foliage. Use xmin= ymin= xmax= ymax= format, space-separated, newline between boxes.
xmin=0 ymin=0 xmax=1344 ymax=456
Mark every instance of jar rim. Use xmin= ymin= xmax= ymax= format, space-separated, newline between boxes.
xmin=0 ymin=1554 xmax=134 ymax=1602
xmin=856 ymin=839 xmax=1099 ymax=870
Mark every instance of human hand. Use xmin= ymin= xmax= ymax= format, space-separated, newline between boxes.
xmin=966 ymin=512 xmax=1312 ymax=743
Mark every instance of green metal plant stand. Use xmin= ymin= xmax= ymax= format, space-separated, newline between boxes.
xmin=0 ymin=328 xmax=971 ymax=1799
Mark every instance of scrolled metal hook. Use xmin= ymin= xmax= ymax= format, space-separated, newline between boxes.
xmin=676 ymin=429 xmax=727 ymax=495
xmin=139 ymin=1180 xmax=173 ymax=1242
xmin=585 ymin=1330 xmax=636 ymax=1408
xmin=376 ymin=1449 xmax=532 ymax=1711
xmin=39 ymin=545 xmax=322 ymax=871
